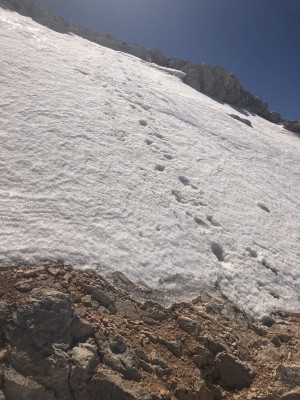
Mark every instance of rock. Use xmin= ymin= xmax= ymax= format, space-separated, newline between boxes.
xmin=278 ymin=334 xmax=293 ymax=343
xmin=177 ymin=316 xmax=200 ymax=335
xmin=109 ymin=334 xmax=128 ymax=354
xmin=3 ymin=368 xmax=54 ymax=400
xmin=80 ymin=283 xmax=116 ymax=313
xmin=255 ymin=344 xmax=281 ymax=363
xmin=198 ymin=335 xmax=227 ymax=357
xmin=22 ymin=269 xmax=38 ymax=279
xmin=47 ymin=267 xmax=60 ymax=277
xmin=192 ymin=346 xmax=211 ymax=368
xmin=175 ymin=380 xmax=213 ymax=400
xmin=14 ymin=281 xmax=32 ymax=293
xmin=69 ymin=343 xmax=99 ymax=400
xmin=276 ymin=364 xmax=300 ymax=387
xmin=282 ymin=389 xmax=300 ymax=400
xmin=271 ymin=336 xmax=281 ymax=347
xmin=283 ymin=121 xmax=300 ymax=135
xmin=215 ymin=352 xmax=254 ymax=389
xmin=0 ymin=350 xmax=9 ymax=361
xmin=0 ymin=303 xmax=8 ymax=326
xmin=0 ymin=390 xmax=5 ymax=400
xmin=141 ymin=331 xmax=159 ymax=344
xmin=70 ymin=316 xmax=94 ymax=341
xmin=9 ymin=288 xmax=75 ymax=355
xmin=159 ymin=338 xmax=182 ymax=358
xmin=81 ymin=295 xmax=93 ymax=307
xmin=97 ymin=334 xmax=142 ymax=382
xmin=89 ymin=369 xmax=147 ymax=400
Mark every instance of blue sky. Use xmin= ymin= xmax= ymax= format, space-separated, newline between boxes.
xmin=40 ymin=0 xmax=300 ymax=120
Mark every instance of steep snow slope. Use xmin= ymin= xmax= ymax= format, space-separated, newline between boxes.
xmin=0 ymin=9 xmax=299 ymax=319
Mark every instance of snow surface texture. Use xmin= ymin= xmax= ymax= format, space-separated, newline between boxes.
xmin=0 ymin=10 xmax=299 ymax=319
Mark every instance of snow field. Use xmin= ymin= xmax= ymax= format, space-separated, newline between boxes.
xmin=0 ymin=9 xmax=299 ymax=318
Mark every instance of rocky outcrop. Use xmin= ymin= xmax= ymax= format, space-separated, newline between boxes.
xmin=0 ymin=0 xmax=298 ymax=135
xmin=0 ymin=264 xmax=299 ymax=399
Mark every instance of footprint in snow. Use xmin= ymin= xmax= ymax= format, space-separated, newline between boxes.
xmin=207 ymin=215 xmax=222 ymax=227
xmin=139 ymin=119 xmax=148 ymax=127
xmin=194 ymin=216 xmax=209 ymax=228
xmin=155 ymin=164 xmax=165 ymax=172
xmin=154 ymin=132 xmax=164 ymax=139
xmin=178 ymin=176 xmax=190 ymax=186
xmin=178 ymin=175 xmax=198 ymax=190
xmin=256 ymin=201 xmax=270 ymax=213
xmin=211 ymin=242 xmax=225 ymax=262
xmin=145 ymin=139 xmax=153 ymax=145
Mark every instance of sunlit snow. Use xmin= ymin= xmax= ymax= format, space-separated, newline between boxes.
xmin=0 ymin=10 xmax=299 ymax=318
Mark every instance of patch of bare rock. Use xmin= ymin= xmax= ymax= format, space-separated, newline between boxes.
xmin=0 ymin=264 xmax=299 ymax=400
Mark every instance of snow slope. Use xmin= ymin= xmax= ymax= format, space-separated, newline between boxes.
xmin=0 ymin=9 xmax=299 ymax=319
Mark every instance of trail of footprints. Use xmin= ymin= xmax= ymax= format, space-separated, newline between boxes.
xmin=138 ymin=116 xmax=229 ymax=263
xmin=137 ymin=112 xmax=279 ymax=296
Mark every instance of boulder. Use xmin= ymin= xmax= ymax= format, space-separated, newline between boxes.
xmin=9 ymin=288 xmax=75 ymax=355
xmin=175 ymin=380 xmax=213 ymax=400
xmin=215 ymin=352 xmax=254 ymax=389
xmin=70 ymin=343 xmax=99 ymax=400
xmin=3 ymin=368 xmax=54 ymax=400
xmin=89 ymin=369 xmax=147 ymax=400
xmin=276 ymin=364 xmax=300 ymax=387
xmin=96 ymin=334 xmax=142 ymax=382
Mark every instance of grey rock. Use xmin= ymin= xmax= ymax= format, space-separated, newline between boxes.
xmin=3 ymin=368 xmax=54 ymax=400
xmin=175 ymin=381 xmax=213 ymax=400
xmin=80 ymin=283 xmax=116 ymax=313
xmin=9 ymin=288 xmax=74 ymax=356
xmin=215 ymin=352 xmax=254 ymax=389
xmin=89 ymin=369 xmax=148 ymax=400
xmin=96 ymin=334 xmax=142 ymax=382
xmin=197 ymin=335 xmax=227 ymax=357
xmin=276 ymin=364 xmax=300 ymax=387
xmin=0 ymin=302 xmax=8 ymax=326
xmin=282 ymin=390 xmax=300 ymax=400
xmin=70 ymin=343 xmax=99 ymax=400
xmin=159 ymin=338 xmax=182 ymax=358
xmin=177 ymin=316 xmax=200 ymax=335
xmin=192 ymin=345 xmax=211 ymax=368
xmin=70 ymin=316 xmax=94 ymax=341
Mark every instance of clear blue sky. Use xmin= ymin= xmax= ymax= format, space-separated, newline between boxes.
xmin=40 ymin=0 xmax=300 ymax=120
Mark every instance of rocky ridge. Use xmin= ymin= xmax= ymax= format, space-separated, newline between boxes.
xmin=0 ymin=0 xmax=299 ymax=135
xmin=0 ymin=264 xmax=299 ymax=400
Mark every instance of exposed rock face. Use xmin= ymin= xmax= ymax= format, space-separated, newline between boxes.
xmin=0 ymin=0 xmax=298 ymax=134
xmin=0 ymin=264 xmax=299 ymax=400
